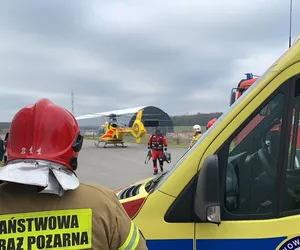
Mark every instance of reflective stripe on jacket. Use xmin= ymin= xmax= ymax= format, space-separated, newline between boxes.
xmin=119 ymin=221 xmax=141 ymax=250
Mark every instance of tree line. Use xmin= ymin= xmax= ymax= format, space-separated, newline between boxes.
xmin=0 ymin=112 xmax=224 ymax=131
xmin=171 ymin=112 xmax=223 ymax=126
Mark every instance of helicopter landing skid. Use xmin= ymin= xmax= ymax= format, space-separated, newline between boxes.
xmin=94 ymin=140 xmax=127 ymax=148
xmin=112 ymin=142 xmax=127 ymax=148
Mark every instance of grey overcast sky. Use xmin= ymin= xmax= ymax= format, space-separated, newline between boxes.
xmin=0 ymin=0 xmax=299 ymax=121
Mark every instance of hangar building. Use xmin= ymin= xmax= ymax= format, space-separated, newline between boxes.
xmin=76 ymin=105 xmax=174 ymax=135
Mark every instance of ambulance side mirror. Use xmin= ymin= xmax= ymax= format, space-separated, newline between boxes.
xmin=194 ymin=155 xmax=221 ymax=225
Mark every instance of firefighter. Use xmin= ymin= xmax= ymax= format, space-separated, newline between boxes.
xmin=206 ymin=118 xmax=218 ymax=131
xmin=147 ymin=128 xmax=168 ymax=175
xmin=0 ymin=98 xmax=148 ymax=250
xmin=189 ymin=124 xmax=202 ymax=149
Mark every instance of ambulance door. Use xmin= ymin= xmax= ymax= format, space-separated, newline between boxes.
xmin=194 ymin=72 xmax=300 ymax=249
xmin=276 ymin=76 xmax=300 ymax=249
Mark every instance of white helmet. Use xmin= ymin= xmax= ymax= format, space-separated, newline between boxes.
xmin=193 ymin=124 xmax=201 ymax=132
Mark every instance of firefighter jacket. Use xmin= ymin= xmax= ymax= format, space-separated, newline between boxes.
xmin=0 ymin=161 xmax=148 ymax=250
xmin=148 ymin=134 xmax=167 ymax=151
xmin=189 ymin=133 xmax=202 ymax=149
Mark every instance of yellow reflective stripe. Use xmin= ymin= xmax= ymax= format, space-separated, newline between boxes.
xmin=119 ymin=221 xmax=134 ymax=250
xmin=119 ymin=221 xmax=140 ymax=250
xmin=131 ymin=225 xmax=140 ymax=250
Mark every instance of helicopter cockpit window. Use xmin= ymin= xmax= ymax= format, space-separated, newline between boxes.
xmin=98 ymin=126 xmax=105 ymax=136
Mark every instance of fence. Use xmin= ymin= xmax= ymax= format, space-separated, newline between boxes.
xmin=80 ymin=125 xmax=174 ymax=134
xmin=0 ymin=126 xmax=203 ymax=146
xmin=80 ymin=128 xmax=194 ymax=146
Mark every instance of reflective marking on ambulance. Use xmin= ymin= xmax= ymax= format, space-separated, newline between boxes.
xmin=146 ymin=236 xmax=289 ymax=250
xmin=0 ymin=209 xmax=92 ymax=250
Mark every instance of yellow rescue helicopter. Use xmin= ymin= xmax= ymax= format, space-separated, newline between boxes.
xmin=94 ymin=109 xmax=147 ymax=148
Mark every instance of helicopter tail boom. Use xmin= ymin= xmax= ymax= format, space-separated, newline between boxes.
xmin=130 ymin=109 xmax=147 ymax=143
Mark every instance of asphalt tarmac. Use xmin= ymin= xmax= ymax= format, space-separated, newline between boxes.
xmin=76 ymin=139 xmax=187 ymax=190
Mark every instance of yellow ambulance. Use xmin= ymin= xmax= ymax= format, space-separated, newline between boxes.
xmin=116 ymin=35 xmax=300 ymax=250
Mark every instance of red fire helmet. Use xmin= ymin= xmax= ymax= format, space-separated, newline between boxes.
xmin=206 ymin=118 xmax=218 ymax=130
xmin=6 ymin=98 xmax=83 ymax=171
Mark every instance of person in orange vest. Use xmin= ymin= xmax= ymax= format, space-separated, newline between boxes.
xmin=189 ymin=124 xmax=203 ymax=149
xmin=0 ymin=98 xmax=148 ymax=250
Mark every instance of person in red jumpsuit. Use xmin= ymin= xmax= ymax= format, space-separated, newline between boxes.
xmin=147 ymin=128 xmax=168 ymax=175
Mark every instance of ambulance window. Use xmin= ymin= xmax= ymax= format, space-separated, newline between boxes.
xmin=280 ymin=79 xmax=300 ymax=215
xmin=222 ymin=91 xmax=286 ymax=219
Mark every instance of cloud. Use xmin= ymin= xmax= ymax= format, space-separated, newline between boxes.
xmin=0 ymin=0 xmax=299 ymax=121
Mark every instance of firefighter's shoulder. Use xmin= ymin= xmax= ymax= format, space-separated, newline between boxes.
xmin=78 ymin=183 xmax=148 ymax=250
xmin=79 ymin=182 xmax=117 ymax=201
xmin=75 ymin=182 xmax=122 ymax=214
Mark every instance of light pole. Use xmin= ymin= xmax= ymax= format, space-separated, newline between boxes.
xmin=289 ymin=0 xmax=293 ymax=48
